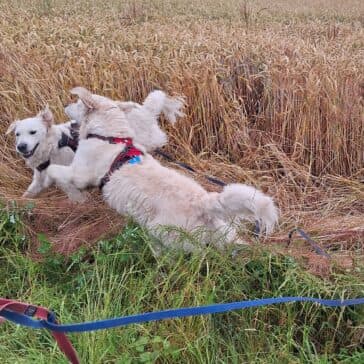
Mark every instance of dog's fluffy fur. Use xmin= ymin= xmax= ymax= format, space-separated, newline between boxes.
xmin=6 ymin=106 xmax=76 ymax=197
xmin=65 ymin=90 xmax=184 ymax=152
xmin=47 ymin=87 xmax=279 ymax=250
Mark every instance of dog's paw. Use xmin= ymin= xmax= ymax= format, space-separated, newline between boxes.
xmin=22 ymin=191 xmax=35 ymax=198
xmin=44 ymin=175 xmax=54 ymax=188
xmin=69 ymin=191 xmax=90 ymax=203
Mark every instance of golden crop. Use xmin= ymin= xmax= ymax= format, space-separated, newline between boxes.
xmin=0 ymin=1 xmax=362 ymax=265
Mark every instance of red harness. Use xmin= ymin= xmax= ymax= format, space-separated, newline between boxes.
xmin=86 ymin=134 xmax=143 ymax=188
xmin=0 ymin=298 xmax=79 ymax=364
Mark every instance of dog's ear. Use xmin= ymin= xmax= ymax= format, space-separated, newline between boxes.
xmin=6 ymin=120 xmax=18 ymax=135
xmin=117 ymin=101 xmax=140 ymax=114
xmin=70 ymin=87 xmax=99 ymax=110
xmin=38 ymin=105 xmax=54 ymax=128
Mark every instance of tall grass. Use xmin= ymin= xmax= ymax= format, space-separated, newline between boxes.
xmin=0 ymin=2 xmax=362 ymax=175
xmin=0 ymin=207 xmax=363 ymax=363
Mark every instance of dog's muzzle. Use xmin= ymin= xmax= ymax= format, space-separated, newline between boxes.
xmin=18 ymin=143 xmax=39 ymax=158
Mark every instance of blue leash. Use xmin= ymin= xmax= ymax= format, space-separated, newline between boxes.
xmin=1 ymin=296 xmax=363 ymax=333
xmin=288 ymin=228 xmax=330 ymax=258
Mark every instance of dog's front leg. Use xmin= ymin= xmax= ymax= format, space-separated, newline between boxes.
xmin=23 ymin=170 xmax=45 ymax=198
xmin=43 ymin=173 xmax=54 ymax=189
xmin=46 ymin=164 xmax=88 ymax=203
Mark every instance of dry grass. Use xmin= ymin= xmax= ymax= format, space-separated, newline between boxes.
xmin=0 ymin=0 xmax=363 ymax=271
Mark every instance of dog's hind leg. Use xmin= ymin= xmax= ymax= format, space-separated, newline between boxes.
xmin=205 ymin=185 xmax=278 ymax=235
xmin=209 ymin=219 xmax=243 ymax=249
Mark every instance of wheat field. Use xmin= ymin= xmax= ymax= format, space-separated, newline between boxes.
xmin=0 ymin=1 xmax=364 ymax=363
xmin=0 ymin=0 xmax=363 ymax=268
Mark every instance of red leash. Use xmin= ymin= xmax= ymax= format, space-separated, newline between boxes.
xmin=0 ymin=298 xmax=79 ymax=364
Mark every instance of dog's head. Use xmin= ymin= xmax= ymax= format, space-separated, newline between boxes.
xmin=65 ymin=90 xmax=117 ymax=122
xmin=6 ymin=106 xmax=54 ymax=159
xmin=67 ymin=87 xmax=134 ymax=139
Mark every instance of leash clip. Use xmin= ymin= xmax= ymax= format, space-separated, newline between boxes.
xmin=24 ymin=305 xmax=37 ymax=317
xmin=47 ymin=310 xmax=58 ymax=323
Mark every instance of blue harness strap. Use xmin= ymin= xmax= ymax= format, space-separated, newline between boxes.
xmin=1 ymin=296 xmax=363 ymax=333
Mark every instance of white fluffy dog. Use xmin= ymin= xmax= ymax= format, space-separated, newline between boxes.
xmin=7 ymin=91 xmax=183 ymax=198
xmin=6 ymin=106 xmax=77 ymax=197
xmin=65 ymin=90 xmax=184 ymax=152
xmin=47 ymin=87 xmax=278 ymax=251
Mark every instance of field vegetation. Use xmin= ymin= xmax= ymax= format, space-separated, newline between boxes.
xmin=0 ymin=0 xmax=363 ymax=362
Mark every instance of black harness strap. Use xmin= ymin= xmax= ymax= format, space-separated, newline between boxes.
xmin=36 ymin=125 xmax=79 ymax=173
xmin=87 ymin=133 xmax=111 ymax=142
xmin=58 ymin=123 xmax=79 ymax=152
xmin=36 ymin=160 xmax=50 ymax=172
xmin=58 ymin=132 xmax=78 ymax=152
xmin=155 ymin=149 xmax=227 ymax=186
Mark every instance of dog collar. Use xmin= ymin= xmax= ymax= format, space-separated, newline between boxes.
xmin=36 ymin=160 xmax=50 ymax=172
xmin=86 ymin=133 xmax=133 ymax=146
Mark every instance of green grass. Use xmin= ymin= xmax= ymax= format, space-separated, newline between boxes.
xmin=0 ymin=205 xmax=363 ymax=363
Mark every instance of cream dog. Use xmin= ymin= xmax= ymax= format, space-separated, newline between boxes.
xmin=6 ymin=106 xmax=77 ymax=197
xmin=46 ymin=87 xmax=278 ymax=251
xmin=65 ymin=90 xmax=184 ymax=152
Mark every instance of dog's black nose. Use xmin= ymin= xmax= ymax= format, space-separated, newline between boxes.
xmin=17 ymin=143 xmax=28 ymax=153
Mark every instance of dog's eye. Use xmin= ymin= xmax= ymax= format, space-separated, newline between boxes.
xmin=29 ymin=130 xmax=37 ymax=135
xmin=16 ymin=132 xmax=20 ymax=137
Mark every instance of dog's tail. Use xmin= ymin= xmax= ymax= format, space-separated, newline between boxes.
xmin=143 ymin=90 xmax=185 ymax=124
xmin=205 ymin=184 xmax=279 ymax=234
